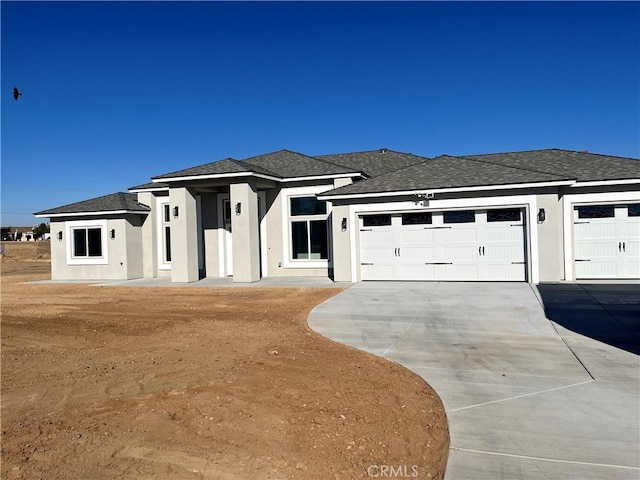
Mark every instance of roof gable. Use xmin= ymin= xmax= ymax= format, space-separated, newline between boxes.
xmin=35 ymin=192 xmax=150 ymax=216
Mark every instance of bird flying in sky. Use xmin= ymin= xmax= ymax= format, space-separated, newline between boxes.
xmin=13 ymin=87 xmax=22 ymax=101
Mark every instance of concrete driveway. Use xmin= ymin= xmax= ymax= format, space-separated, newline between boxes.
xmin=308 ymin=282 xmax=640 ymax=479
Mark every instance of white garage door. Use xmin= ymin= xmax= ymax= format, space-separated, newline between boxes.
xmin=360 ymin=208 xmax=527 ymax=281
xmin=574 ymin=204 xmax=640 ymax=279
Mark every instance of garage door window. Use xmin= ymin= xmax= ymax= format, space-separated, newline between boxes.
xmin=487 ymin=208 xmax=520 ymax=222
xmin=443 ymin=210 xmax=475 ymax=224
xmin=402 ymin=212 xmax=432 ymax=225
xmin=628 ymin=204 xmax=640 ymax=217
xmin=363 ymin=215 xmax=391 ymax=227
xmin=577 ymin=205 xmax=614 ymax=219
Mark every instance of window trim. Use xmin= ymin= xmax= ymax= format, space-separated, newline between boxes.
xmin=281 ymin=185 xmax=333 ymax=269
xmin=65 ymin=219 xmax=108 ymax=265
xmin=157 ymin=198 xmax=172 ymax=270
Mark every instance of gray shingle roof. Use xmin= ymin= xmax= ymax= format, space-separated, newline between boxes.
xmin=321 ymin=155 xmax=574 ymax=197
xmin=320 ymin=149 xmax=640 ymax=197
xmin=463 ymin=149 xmax=640 ymax=182
xmin=242 ymin=149 xmax=357 ymax=178
xmin=151 ymin=150 xmax=361 ymax=182
xmin=35 ymin=192 xmax=150 ymax=216
xmin=152 ymin=157 xmax=279 ymax=180
xmin=128 ymin=181 xmax=168 ymax=191
xmin=317 ymin=149 xmax=429 ymax=178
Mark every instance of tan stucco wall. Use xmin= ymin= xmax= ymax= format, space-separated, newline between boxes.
xmin=263 ymin=183 xmax=334 ymax=278
xmin=137 ymin=191 xmax=160 ymax=278
xmin=536 ymin=193 xmax=564 ymax=281
xmin=169 ymin=187 xmax=200 ymax=282
xmin=329 ymin=204 xmax=352 ymax=281
xmin=49 ymin=215 xmax=145 ymax=280
xmin=230 ymin=181 xmax=261 ymax=282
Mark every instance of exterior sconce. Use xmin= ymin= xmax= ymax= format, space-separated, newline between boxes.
xmin=110 ymin=229 xmax=116 ymax=239
xmin=173 ymin=206 xmax=179 ymax=218
xmin=537 ymin=208 xmax=546 ymax=223
xmin=341 ymin=217 xmax=347 ymax=232
xmin=235 ymin=202 xmax=242 ymax=215
xmin=57 ymin=231 xmax=63 ymax=241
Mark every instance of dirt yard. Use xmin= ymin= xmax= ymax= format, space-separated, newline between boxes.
xmin=1 ymin=242 xmax=448 ymax=479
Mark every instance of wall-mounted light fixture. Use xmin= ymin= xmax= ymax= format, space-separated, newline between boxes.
xmin=110 ymin=229 xmax=116 ymax=239
xmin=341 ymin=217 xmax=347 ymax=232
xmin=235 ymin=202 xmax=242 ymax=216
xmin=537 ymin=208 xmax=546 ymax=223
xmin=173 ymin=206 xmax=179 ymax=218
xmin=57 ymin=231 xmax=63 ymax=241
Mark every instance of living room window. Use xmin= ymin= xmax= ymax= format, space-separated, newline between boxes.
xmin=290 ymin=196 xmax=328 ymax=260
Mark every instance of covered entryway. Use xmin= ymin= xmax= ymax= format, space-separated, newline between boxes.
xmin=359 ymin=208 xmax=527 ymax=281
xmin=573 ymin=203 xmax=640 ymax=279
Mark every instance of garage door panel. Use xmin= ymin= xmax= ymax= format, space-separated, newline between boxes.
xmin=439 ymin=226 xmax=477 ymax=244
xmin=484 ymin=244 xmax=525 ymax=262
xmin=574 ymin=205 xmax=639 ymax=279
xmin=398 ymin=228 xmax=429 ymax=245
xmin=361 ymin=264 xmax=394 ymax=281
xmin=441 ymin=245 xmax=479 ymax=262
xmin=574 ymin=240 xmax=618 ymax=259
xmin=481 ymin=264 xmax=525 ymax=281
xmin=397 ymin=264 xmax=433 ymax=281
xmin=433 ymin=263 xmax=479 ymax=281
xmin=575 ymin=260 xmax=619 ymax=278
xmin=575 ymin=222 xmax=616 ymax=239
xmin=401 ymin=245 xmax=434 ymax=262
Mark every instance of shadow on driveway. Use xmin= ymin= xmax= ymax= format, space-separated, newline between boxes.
xmin=536 ymin=283 xmax=640 ymax=355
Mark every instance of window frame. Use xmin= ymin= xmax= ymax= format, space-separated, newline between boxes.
xmin=65 ymin=219 xmax=108 ymax=265
xmin=157 ymin=198 xmax=172 ymax=270
xmin=281 ymin=186 xmax=333 ymax=269
xmin=289 ymin=196 xmax=329 ymax=261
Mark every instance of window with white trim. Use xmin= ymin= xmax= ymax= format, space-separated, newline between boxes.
xmin=162 ymin=203 xmax=172 ymax=263
xmin=290 ymin=196 xmax=328 ymax=260
xmin=72 ymin=227 xmax=103 ymax=258
xmin=65 ymin=219 xmax=109 ymax=265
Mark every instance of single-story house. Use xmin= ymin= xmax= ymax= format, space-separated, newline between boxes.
xmin=35 ymin=148 xmax=640 ymax=283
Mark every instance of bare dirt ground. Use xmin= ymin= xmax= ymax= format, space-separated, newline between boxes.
xmin=1 ymin=242 xmax=448 ymax=479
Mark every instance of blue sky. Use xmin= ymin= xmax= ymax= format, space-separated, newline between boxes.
xmin=2 ymin=1 xmax=639 ymax=227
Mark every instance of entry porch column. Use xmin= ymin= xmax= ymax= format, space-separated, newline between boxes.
xmin=169 ymin=186 xmax=199 ymax=283
xmin=230 ymin=180 xmax=261 ymax=282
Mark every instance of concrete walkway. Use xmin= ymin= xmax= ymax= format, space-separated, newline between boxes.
xmin=308 ymin=282 xmax=640 ymax=479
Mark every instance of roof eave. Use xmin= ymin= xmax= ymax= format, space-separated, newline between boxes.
xmin=128 ymin=186 xmax=170 ymax=193
xmin=35 ymin=209 xmax=150 ymax=218
xmin=151 ymin=171 xmax=362 ymax=184
xmin=151 ymin=171 xmax=281 ymax=183
xmin=318 ymin=180 xmax=576 ymax=200
xmin=570 ymin=178 xmax=640 ymax=187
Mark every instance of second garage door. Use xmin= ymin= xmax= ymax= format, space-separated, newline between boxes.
xmin=360 ymin=208 xmax=527 ymax=281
